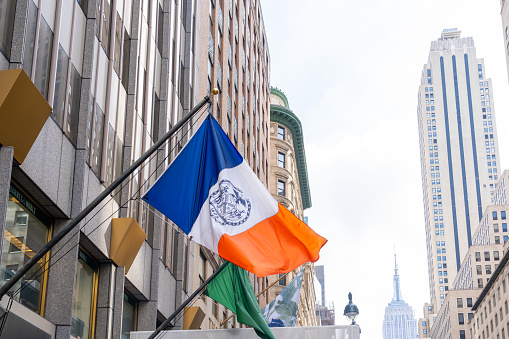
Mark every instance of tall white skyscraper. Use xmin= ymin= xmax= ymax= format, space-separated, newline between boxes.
xmin=417 ymin=29 xmax=501 ymax=312
xmin=383 ymin=255 xmax=418 ymax=339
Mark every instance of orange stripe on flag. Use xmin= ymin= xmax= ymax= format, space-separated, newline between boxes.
xmin=217 ymin=203 xmax=327 ymax=277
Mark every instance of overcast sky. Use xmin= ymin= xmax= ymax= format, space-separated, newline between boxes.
xmin=261 ymin=0 xmax=509 ymax=337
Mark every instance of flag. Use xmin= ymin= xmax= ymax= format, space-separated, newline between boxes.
xmin=204 ymin=262 xmax=275 ymax=339
xmin=142 ymin=114 xmax=327 ymax=277
xmin=261 ymin=270 xmax=304 ymax=327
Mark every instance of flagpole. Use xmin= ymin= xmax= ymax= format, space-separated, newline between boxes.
xmin=147 ymin=261 xmax=229 ymax=339
xmin=0 ymin=91 xmax=218 ymax=301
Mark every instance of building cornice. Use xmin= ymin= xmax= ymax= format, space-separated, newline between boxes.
xmin=270 ymin=104 xmax=312 ymax=210
xmin=270 ymin=87 xmax=289 ymax=109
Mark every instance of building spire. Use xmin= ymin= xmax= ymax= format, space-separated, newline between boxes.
xmin=393 ymin=249 xmax=403 ymax=302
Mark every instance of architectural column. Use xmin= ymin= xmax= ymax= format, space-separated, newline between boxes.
xmin=0 ymin=146 xmax=14 ymax=260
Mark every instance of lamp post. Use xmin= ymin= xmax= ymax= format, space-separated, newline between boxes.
xmin=343 ymin=292 xmax=359 ymax=325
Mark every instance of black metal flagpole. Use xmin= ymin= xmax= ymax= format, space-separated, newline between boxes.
xmin=147 ymin=261 xmax=229 ymax=339
xmin=0 ymin=92 xmax=216 ymax=301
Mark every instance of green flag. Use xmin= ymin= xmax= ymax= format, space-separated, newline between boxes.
xmin=204 ymin=262 xmax=275 ymax=339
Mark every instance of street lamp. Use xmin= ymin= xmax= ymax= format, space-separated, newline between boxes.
xmin=343 ymin=292 xmax=359 ymax=325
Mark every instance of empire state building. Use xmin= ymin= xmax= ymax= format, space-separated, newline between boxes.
xmin=382 ymin=255 xmax=418 ymax=339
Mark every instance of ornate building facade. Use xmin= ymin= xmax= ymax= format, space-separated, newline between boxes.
xmin=265 ymin=87 xmax=316 ymax=326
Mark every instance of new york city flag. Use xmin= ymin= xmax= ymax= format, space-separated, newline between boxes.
xmin=142 ymin=114 xmax=326 ymax=277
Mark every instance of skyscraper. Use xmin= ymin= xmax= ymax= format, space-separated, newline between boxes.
xmin=383 ymin=255 xmax=418 ymax=339
xmin=417 ymin=29 xmax=501 ymax=312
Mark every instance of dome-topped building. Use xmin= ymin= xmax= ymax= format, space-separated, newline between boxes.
xmin=383 ymin=254 xmax=418 ymax=339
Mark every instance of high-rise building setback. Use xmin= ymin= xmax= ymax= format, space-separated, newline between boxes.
xmin=417 ymin=28 xmax=501 ymax=312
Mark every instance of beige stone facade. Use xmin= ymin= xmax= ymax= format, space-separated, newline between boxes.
xmin=431 ymin=289 xmax=479 ymax=339
xmin=470 ymin=249 xmax=509 ymax=339
xmin=419 ymin=303 xmax=434 ymax=338
xmin=189 ymin=0 xmax=272 ymax=330
xmin=262 ymin=87 xmax=316 ymax=326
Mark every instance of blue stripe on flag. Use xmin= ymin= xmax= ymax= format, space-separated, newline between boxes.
xmin=142 ymin=114 xmax=243 ymax=234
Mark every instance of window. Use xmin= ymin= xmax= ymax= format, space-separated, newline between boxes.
xmin=278 ymin=273 xmax=286 ymax=286
xmin=459 ymin=330 xmax=466 ymax=339
xmin=503 ymin=211 xmax=507 ymax=220
xmin=33 ymin=16 xmax=54 ymax=99
xmin=1 ymin=184 xmax=51 ymax=314
xmin=467 ymin=298 xmax=473 ymax=307
xmin=458 ymin=298 xmax=464 ymax=308
xmin=0 ymin=0 xmax=16 ymax=59
xmin=199 ymin=251 xmax=207 ymax=285
xmin=277 ymin=126 xmax=285 ymax=140
xmin=485 ymin=251 xmax=491 ymax=261
xmin=494 ymin=211 xmax=498 ymax=220
xmin=277 ymin=152 xmax=285 ymax=168
xmin=71 ymin=249 xmax=99 ymax=339
xmin=495 ymin=224 xmax=500 ymax=233
xmin=122 ymin=292 xmax=137 ymax=339
xmin=478 ymin=278 xmax=484 ymax=288
xmin=476 ymin=252 xmax=481 ymax=261
xmin=496 ymin=236 xmax=500 ymax=244
xmin=504 ymin=223 xmax=508 ymax=232
xmin=277 ymin=180 xmax=285 ymax=197
xmin=486 ymin=265 xmax=492 ymax=275
xmin=495 ymin=251 xmax=500 ymax=260
xmin=459 ymin=313 xmax=465 ymax=325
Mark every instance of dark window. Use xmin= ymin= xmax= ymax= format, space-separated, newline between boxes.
xmin=459 ymin=329 xmax=466 ymax=339
xmin=467 ymin=298 xmax=473 ymax=307
xmin=277 ymin=126 xmax=285 ymax=140
xmin=485 ymin=251 xmax=490 ymax=261
xmin=277 ymin=152 xmax=285 ymax=168
xmin=457 ymin=298 xmax=463 ymax=308
xmin=494 ymin=251 xmax=500 ymax=261
xmin=52 ymin=45 xmax=69 ymax=130
xmin=486 ymin=265 xmax=492 ymax=275
xmin=277 ymin=180 xmax=285 ymax=197
xmin=476 ymin=252 xmax=481 ymax=261
xmin=22 ymin=1 xmax=38 ymax=77
xmin=458 ymin=313 xmax=464 ymax=325
xmin=278 ymin=273 xmax=286 ymax=286
xmin=493 ymin=211 xmax=498 ymax=220
xmin=113 ymin=12 xmax=122 ymax=76
xmin=502 ymin=211 xmax=507 ymax=220
xmin=33 ymin=16 xmax=54 ymax=99
xmin=0 ymin=0 xmax=16 ymax=59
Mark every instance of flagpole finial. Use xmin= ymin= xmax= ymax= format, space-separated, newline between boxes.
xmin=212 ymin=88 xmax=219 ymax=95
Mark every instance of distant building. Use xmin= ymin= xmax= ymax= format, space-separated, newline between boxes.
xmin=417 ymin=28 xmax=501 ymax=314
xmin=383 ymin=254 xmax=418 ymax=339
xmin=316 ymin=265 xmax=326 ymax=306
xmin=418 ymin=303 xmax=433 ymax=338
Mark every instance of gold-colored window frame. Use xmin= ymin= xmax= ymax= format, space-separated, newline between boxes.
xmin=8 ymin=181 xmax=53 ymax=316
xmin=76 ymin=246 xmax=99 ymax=339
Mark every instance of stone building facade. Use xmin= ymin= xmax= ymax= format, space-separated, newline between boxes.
xmin=0 ymin=0 xmax=270 ymax=338
xmin=264 ymin=87 xmax=316 ymax=326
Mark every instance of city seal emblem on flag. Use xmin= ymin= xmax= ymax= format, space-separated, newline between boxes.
xmin=210 ymin=180 xmax=251 ymax=226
